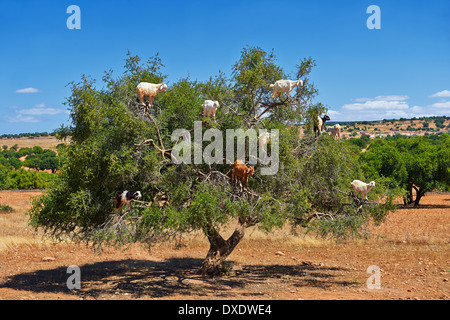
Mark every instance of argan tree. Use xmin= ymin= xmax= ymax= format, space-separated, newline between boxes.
xmin=30 ymin=48 xmax=396 ymax=275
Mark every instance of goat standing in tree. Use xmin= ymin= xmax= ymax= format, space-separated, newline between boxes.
xmin=350 ymin=180 xmax=375 ymax=200
xmin=314 ymin=114 xmax=330 ymax=137
xmin=231 ymin=160 xmax=254 ymax=191
xmin=136 ymin=82 xmax=167 ymax=109
xmin=269 ymin=79 xmax=303 ymax=101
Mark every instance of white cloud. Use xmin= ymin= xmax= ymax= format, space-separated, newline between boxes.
xmin=326 ymin=110 xmax=341 ymax=118
xmin=17 ymin=108 xmax=65 ymax=116
xmin=342 ymin=99 xmax=409 ymax=112
xmin=431 ymin=101 xmax=450 ymax=109
xmin=15 ymin=87 xmax=40 ymax=94
xmin=379 ymin=95 xmax=409 ymax=101
xmin=410 ymin=105 xmax=424 ymax=114
xmin=6 ymin=114 xmax=40 ymax=123
xmin=331 ymin=94 xmax=449 ymax=122
xmin=2 ymin=104 xmax=69 ymax=125
xmin=353 ymin=95 xmax=409 ymax=102
xmin=429 ymin=90 xmax=450 ymax=98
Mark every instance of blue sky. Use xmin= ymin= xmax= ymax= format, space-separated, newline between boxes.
xmin=0 ymin=0 xmax=449 ymax=134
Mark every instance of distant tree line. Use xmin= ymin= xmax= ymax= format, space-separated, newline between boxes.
xmin=0 ymin=131 xmax=57 ymax=139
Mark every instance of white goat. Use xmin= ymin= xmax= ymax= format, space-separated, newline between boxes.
xmin=202 ymin=100 xmax=220 ymax=121
xmin=136 ymin=82 xmax=167 ymax=108
xmin=259 ymin=131 xmax=277 ymax=151
xmin=269 ymin=79 xmax=303 ymax=101
xmin=327 ymin=124 xmax=341 ymax=141
xmin=350 ymin=180 xmax=375 ymax=200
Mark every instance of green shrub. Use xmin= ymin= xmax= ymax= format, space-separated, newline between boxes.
xmin=0 ymin=204 xmax=13 ymax=213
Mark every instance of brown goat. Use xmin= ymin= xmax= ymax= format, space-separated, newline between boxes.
xmin=231 ymin=160 xmax=254 ymax=190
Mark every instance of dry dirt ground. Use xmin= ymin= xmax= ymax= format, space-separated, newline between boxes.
xmin=0 ymin=136 xmax=62 ymax=151
xmin=0 ymin=191 xmax=448 ymax=300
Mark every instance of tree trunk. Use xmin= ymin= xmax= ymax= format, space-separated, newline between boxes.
xmin=199 ymin=221 xmax=246 ymax=276
xmin=413 ymin=187 xmax=425 ymax=207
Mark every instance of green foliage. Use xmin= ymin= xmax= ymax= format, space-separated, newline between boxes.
xmin=0 ymin=145 xmax=60 ymax=172
xmin=0 ymin=146 xmax=60 ymax=190
xmin=231 ymin=46 xmax=284 ymax=114
xmin=0 ymin=164 xmax=9 ymax=189
xmin=0 ymin=204 xmax=13 ymax=213
xmin=158 ymin=77 xmax=204 ymax=134
xmin=6 ymin=169 xmax=55 ymax=190
xmin=346 ymin=137 xmax=369 ymax=149
xmin=360 ymin=134 xmax=450 ymax=205
xmin=299 ymin=136 xmax=363 ymax=211
xmin=286 ymin=135 xmax=397 ymax=239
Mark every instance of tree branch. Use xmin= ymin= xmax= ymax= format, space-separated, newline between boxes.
xmin=145 ymin=111 xmax=165 ymax=150
xmin=221 ymin=101 xmax=254 ymax=127
xmin=256 ymin=99 xmax=289 ymax=119
xmin=135 ymin=138 xmax=172 ymax=160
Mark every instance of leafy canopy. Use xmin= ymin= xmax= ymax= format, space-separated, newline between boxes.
xmin=360 ymin=134 xmax=450 ymax=205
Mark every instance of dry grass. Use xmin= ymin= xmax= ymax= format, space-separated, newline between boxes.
xmin=0 ymin=136 xmax=63 ymax=151
xmin=0 ymin=191 xmax=45 ymax=251
xmin=0 ymin=237 xmax=47 ymax=252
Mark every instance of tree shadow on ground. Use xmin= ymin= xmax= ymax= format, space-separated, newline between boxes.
xmin=1 ymin=258 xmax=354 ymax=299
xmin=239 ymin=264 xmax=355 ymax=290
